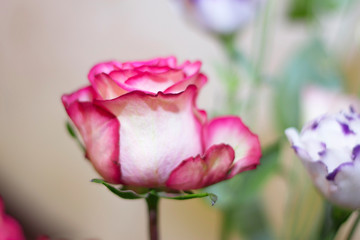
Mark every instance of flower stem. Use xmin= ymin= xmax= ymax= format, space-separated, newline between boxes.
xmin=346 ymin=211 xmax=360 ymax=240
xmin=146 ymin=193 xmax=160 ymax=240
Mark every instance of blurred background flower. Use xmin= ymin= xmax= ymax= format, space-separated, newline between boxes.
xmin=175 ymin=0 xmax=264 ymax=36
xmin=0 ymin=197 xmax=25 ymax=240
xmin=286 ymin=108 xmax=360 ymax=210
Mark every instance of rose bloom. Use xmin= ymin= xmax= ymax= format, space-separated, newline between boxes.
xmin=176 ymin=0 xmax=263 ymax=35
xmin=0 ymin=197 xmax=25 ymax=240
xmin=286 ymin=107 xmax=360 ymax=210
xmin=62 ymin=57 xmax=261 ymax=190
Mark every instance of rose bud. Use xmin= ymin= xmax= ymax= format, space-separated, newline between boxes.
xmin=286 ymin=107 xmax=360 ymax=210
xmin=62 ymin=57 xmax=261 ymax=190
xmin=176 ymin=0 xmax=264 ymax=36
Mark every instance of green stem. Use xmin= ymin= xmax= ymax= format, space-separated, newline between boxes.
xmin=146 ymin=194 xmax=160 ymax=240
xmin=346 ymin=211 xmax=360 ymax=240
xmin=253 ymin=0 xmax=273 ymax=86
xmin=220 ymin=210 xmax=232 ymax=240
xmin=319 ymin=202 xmax=337 ymax=240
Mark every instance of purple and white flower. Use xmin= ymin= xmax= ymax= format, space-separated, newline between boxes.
xmin=176 ymin=0 xmax=264 ymax=35
xmin=286 ymin=107 xmax=360 ymax=210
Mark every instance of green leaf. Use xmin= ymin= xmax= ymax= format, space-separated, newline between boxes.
xmin=91 ymin=179 xmax=218 ymax=205
xmin=158 ymin=192 xmax=218 ymax=206
xmin=91 ymin=179 xmax=146 ymax=199
xmin=66 ymin=121 xmax=77 ymax=138
xmin=287 ymin=0 xmax=349 ymax=22
xmin=65 ymin=121 xmax=85 ymax=153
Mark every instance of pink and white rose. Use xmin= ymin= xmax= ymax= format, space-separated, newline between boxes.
xmin=62 ymin=56 xmax=261 ymax=190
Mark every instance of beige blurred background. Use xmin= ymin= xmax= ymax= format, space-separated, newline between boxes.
xmin=1 ymin=0 xmax=360 ymax=239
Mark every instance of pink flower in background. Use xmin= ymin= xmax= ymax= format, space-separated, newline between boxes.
xmin=0 ymin=197 xmax=25 ymax=240
xmin=286 ymin=107 xmax=360 ymax=210
xmin=176 ymin=0 xmax=263 ymax=35
xmin=62 ymin=56 xmax=261 ymax=190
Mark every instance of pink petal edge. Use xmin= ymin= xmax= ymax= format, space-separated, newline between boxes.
xmin=204 ymin=116 xmax=262 ymax=178
xmin=62 ymin=90 xmax=121 ymax=184
xmin=166 ymin=144 xmax=235 ymax=190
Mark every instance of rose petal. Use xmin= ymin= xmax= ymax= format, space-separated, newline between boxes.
xmin=180 ymin=61 xmax=202 ymax=77
xmin=164 ymin=73 xmax=208 ymax=94
xmin=92 ymin=73 xmax=128 ymax=100
xmin=88 ymin=61 xmax=122 ymax=83
xmin=124 ymin=71 xmax=184 ymax=93
xmin=61 ymin=86 xmax=96 ymax=108
xmin=166 ymin=144 xmax=235 ymax=190
xmin=109 ymin=69 xmax=139 ymax=85
xmin=62 ymin=92 xmax=121 ymax=183
xmin=95 ymin=86 xmax=204 ymax=187
xmin=204 ymin=116 xmax=261 ymax=178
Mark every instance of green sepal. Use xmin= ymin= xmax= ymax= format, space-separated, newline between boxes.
xmin=91 ymin=179 xmax=147 ymax=199
xmin=91 ymin=179 xmax=218 ymax=205
xmin=66 ymin=121 xmax=77 ymax=138
xmin=65 ymin=121 xmax=85 ymax=152
xmin=158 ymin=192 xmax=218 ymax=206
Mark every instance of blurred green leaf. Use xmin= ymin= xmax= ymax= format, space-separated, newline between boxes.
xmin=66 ymin=121 xmax=76 ymax=138
xmin=234 ymin=197 xmax=274 ymax=240
xmin=274 ymin=38 xmax=344 ymax=130
xmin=318 ymin=201 xmax=353 ymax=239
xmin=288 ymin=0 xmax=349 ymax=22
xmin=65 ymin=121 xmax=85 ymax=153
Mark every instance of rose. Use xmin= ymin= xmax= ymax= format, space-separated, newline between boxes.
xmin=0 ymin=197 xmax=25 ymax=240
xmin=176 ymin=0 xmax=263 ymax=35
xmin=286 ymin=107 xmax=360 ymax=209
xmin=62 ymin=56 xmax=261 ymax=190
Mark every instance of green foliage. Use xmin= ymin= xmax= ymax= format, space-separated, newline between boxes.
xmin=274 ymin=38 xmax=344 ymax=131
xmin=318 ymin=201 xmax=353 ymax=239
xmin=288 ymin=0 xmax=346 ymax=22
xmin=66 ymin=121 xmax=77 ymax=138
xmin=91 ymin=179 xmax=217 ymax=205
xmin=65 ymin=121 xmax=85 ymax=153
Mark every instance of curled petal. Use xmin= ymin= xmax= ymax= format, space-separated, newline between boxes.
xmin=92 ymin=73 xmax=128 ymax=100
xmin=88 ymin=61 xmax=122 ymax=83
xmin=204 ymin=117 xmax=261 ymax=178
xmin=96 ymin=86 xmax=204 ymax=187
xmin=62 ymin=93 xmax=121 ymax=184
xmin=62 ymin=86 xmax=96 ymax=108
xmin=166 ymin=144 xmax=235 ymax=190
xmin=164 ymin=73 xmax=208 ymax=94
